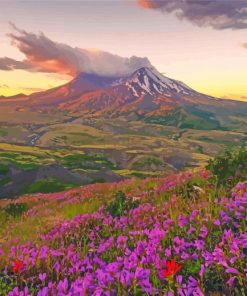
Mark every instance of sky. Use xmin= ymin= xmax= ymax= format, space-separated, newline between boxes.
xmin=0 ymin=0 xmax=247 ymax=100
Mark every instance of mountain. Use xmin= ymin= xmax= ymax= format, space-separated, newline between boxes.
xmin=26 ymin=67 xmax=213 ymax=107
xmin=1 ymin=67 xmax=247 ymax=130
xmin=0 ymin=93 xmax=27 ymax=100
xmin=121 ymin=67 xmax=205 ymax=98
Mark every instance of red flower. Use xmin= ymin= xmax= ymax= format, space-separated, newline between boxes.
xmin=201 ymin=171 xmax=209 ymax=179
xmin=12 ymin=260 xmax=24 ymax=273
xmin=163 ymin=259 xmax=182 ymax=280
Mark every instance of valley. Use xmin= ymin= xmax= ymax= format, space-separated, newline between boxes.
xmin=1 ymin=67 xmax=247 ymax=198
xmin=0 ymin=112 xmax=246 ymax=198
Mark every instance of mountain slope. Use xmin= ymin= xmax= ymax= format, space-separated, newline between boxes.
xmin=1 ymin=67 xmax=247 ymax=129
xmin=1 ymin=67 xmax=214 ymax=108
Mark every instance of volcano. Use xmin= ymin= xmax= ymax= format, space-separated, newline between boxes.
xmin=1 ymin=67 xmax=247 ymax=129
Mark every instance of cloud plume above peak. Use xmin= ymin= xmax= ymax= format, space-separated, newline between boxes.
xmin=0 ymin=24 xmax=153 ymax=77
xmin=138 ymin=0 xmax=247 ymax=30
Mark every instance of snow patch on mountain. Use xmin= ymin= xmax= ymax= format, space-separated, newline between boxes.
xmin=120 ymin=67 xmax=199 ymax=98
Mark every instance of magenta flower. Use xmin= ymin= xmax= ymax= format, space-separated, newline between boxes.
xmin=225 ymin=267 xmax=239 ymax=275
xmin=213 ymin=219 xmax=221 ymax=226
xmin=194 ymin=239 xmax=205 ymax=250
xmin=178 ymin=214 xmax=188 ymax=228
xmin=39 ymin=273 xmax=46 ymax=282
xmin=199 ymin=226 xmax=208 ymax=238
xmin=227 ymin=276 xmax=236 ymax=287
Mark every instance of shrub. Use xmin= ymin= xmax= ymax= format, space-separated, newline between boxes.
xmin=105 ymin=191 xmax=139 ymax=217
xmin=207 ymin=146 xmax=247 ymax=188
xmin=3 ymin=203 xmax=28 ymax=218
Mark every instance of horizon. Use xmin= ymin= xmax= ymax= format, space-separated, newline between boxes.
xmin=0 ymin=0 xmax=247 ymax=101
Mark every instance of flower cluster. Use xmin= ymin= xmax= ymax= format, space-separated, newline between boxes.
xmin=0 ymin=172 xmax=246 ymax=295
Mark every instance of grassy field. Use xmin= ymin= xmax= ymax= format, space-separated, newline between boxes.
xmin=0 ymin=169 xmax=246 ymax=295
xmin=0 ymin=142 xmax=120 ymax=198
xmin=0 ymin=109 xmax=246 ymax=294
xmin=0 ymin=114 xmax=246 ymax=198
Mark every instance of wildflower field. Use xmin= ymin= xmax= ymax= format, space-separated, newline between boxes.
xmin=0 ymin=168 xmax=246 ymax=295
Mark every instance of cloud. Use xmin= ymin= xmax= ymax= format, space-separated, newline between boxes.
xmin=138 ymin=0 xmax=247 ymax=30
xmin=18 ymin=86 xmax=46 ymax=93
xmin=0 ymin=84 xmax=10 ymax=88
xmin=243 ymin=42 xmax=247 ymax=48
xmin=0 ymin=57 xmax=34 ymax=71
xmin=0 ymin=24 xmax=153 ymax=77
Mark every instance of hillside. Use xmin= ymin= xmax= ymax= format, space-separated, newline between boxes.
xmin=0 ymin=169 xmax=246 ymax=295
xmin=2 ymin=67 xmax=247 ymax=130
xmin=1 ymin=120 xmax=246 ymax=199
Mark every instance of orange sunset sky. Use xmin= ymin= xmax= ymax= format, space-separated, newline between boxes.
xmin=0 ymin=0 xmax=247 ymax=101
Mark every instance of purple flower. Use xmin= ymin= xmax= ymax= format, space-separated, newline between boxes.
xmin=39 ymin=273 xmax=46 ymax=282
xmin=187 ymin=225 xmax=196 ymax=235
xmin=223 ymin=229 xmax=233 ymax=242
xmin=213 ymin=219 xmax=221 ymax=226
xmin=227 ymin=276 xmax=236 ymax=287
xmin=53 ymin=261 xmax=60 ymax=273
xmin=178 ymin=214 xmax=188 ymax=228
xmin=199 ymin=265 xmax=206 ymax=278
xmin=57 ymin=278 xmax=68 ymax=292
xmin=189 ymin=209 xmax=199 ymax=222
xmin=117 ymin=235 xmax=128 ymax=249
xmin=37 ymin=287 xmax=48 ymax=296
xmin=165 ymin=247 xmax=172 ymax=257
xmin=106 ymin=262 xmax=119 ymax=274
xmin=194 ymin=240 xmax=205 ymax=250
xmin=225 ymin=267 xmax=239 ymax=275
xmin=120 ymin=269 xmax=133 ymax=286
xmin=199 ymin=226 xmax=208 ymax=238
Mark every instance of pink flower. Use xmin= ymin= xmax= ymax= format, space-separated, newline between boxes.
xmin=39 ymin=273 xmax=46 ymax=282
xmin=227 ymin=276 xmax=236 ymax=287
xmin=225 ymin=267 xmax=239 ymax=275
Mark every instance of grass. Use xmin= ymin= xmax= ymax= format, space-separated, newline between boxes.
xmin=0 ymin=177 xmax=11 ymax=187
xmin=0 ymin=143 xmax=121 ymax=197
xmin=20 ymin=178 xmax=76 ymax=194
xmin=61 ymin=153 xmax=117 ymax=170
xmin=0 ymin=164 xmax=9 ymax=175
xmin=61 ymin=199 xmax=101 ymax=220
xmin=0 ymin=144 xmax=116 ymax=172
xmin=0 ymin=143 xmax=50 ymax=154
xmin=115 ymin=169 xmax=166 ymax=178
xmin=0 ymin=130 xmax=8 ymax=137
xmin=0 ymin=118 xmax=246 ymax=198
xmin=0 ymin=170 xmax=223 ymax=264
xmin=179 ymin=113 xmax=220 ymax=130
xmin=0 ymin=180 xmax=124 ymax=250
xmin=1 ymin=169 xmax=246 ymax=295
xmin=131 ymin=156 xmax=165 ymax=170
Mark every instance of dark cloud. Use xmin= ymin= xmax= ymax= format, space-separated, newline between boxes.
xmin=1 ymin=24 xmax=153 ymax=77
xmin=0 ymin=57 xmax=33 ymax=71
xmin=138 ymin=0 xmax=247 ymax=30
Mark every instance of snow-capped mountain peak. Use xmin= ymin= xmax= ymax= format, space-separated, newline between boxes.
xmin=122 ymin=67 xmax=197 ymax=98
